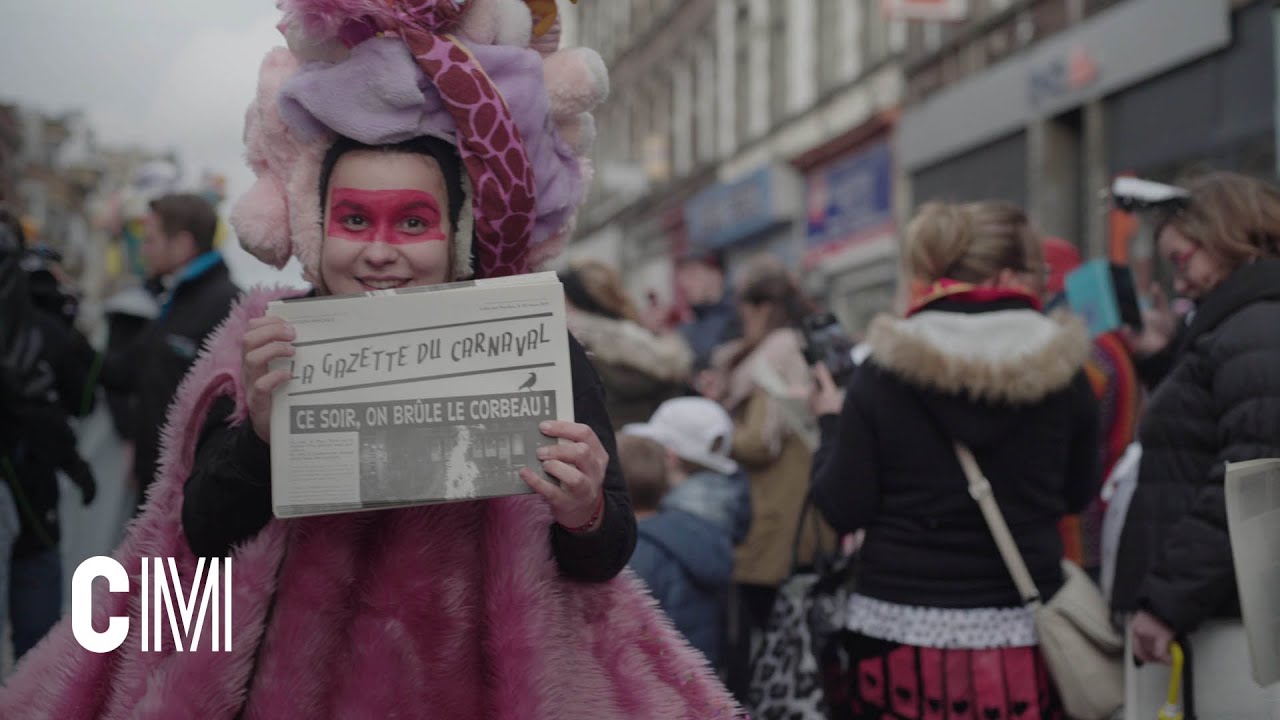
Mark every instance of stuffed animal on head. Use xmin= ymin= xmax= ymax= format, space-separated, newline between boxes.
xmin=231 ymin=0 xmax=609 ymax=287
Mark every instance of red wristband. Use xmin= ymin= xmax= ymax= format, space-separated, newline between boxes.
xmin=561 ymin=492 xmax=606 ymax=534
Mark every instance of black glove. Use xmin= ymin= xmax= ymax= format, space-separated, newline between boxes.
xmin=63 ymin=455 xmax=97 ymax=506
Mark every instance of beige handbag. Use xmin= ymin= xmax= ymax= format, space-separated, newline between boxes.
xmin=953 ymin=442 xmax=1124 ymax=720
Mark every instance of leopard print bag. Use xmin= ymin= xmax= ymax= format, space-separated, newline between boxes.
xmin=746 ymin=503 xmax=858 ymax=719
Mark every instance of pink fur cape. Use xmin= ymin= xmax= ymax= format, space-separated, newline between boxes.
xmin=0 ymin=287 xmax=740 ymax=719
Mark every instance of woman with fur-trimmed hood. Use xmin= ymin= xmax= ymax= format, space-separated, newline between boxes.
xmin=809 ymin=201 xmax=1100 ymax=718
xmin=0 ymin=2 xmax=739 ymax=718
xmin=559 ymin=259 xmax=692 ymax=429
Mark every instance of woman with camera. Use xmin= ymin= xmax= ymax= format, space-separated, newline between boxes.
xmin=809 ymin=201 xmax=1100 ymax=718
xmin=705 ymin=255 xmax=830 ymax=696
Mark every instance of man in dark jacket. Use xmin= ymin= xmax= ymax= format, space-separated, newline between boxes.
xmin=100 ymin=194 xmax=240 ymax=507
xmin=675 ymin=251 xmax=740 ymax=373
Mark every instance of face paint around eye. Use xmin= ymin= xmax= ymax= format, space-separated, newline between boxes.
xmin=327 ymin=188 xmax=447 ymax=245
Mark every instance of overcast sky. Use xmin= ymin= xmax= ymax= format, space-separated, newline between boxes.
xmin=0 ymin=1 xmax=306 ymax=287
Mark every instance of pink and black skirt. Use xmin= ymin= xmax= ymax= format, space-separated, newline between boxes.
xmin=823 ymin=633 xmax=1064 ymax=720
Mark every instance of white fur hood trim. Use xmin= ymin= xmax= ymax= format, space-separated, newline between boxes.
xmin=568 ymin=311 xmax=692 ymax=382
xmin=864 ymin=309 xmax=1091 ymax=405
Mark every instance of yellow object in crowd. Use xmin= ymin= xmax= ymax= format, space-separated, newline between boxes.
xmin=1157 ymin=641 xmax=1186 ymax=720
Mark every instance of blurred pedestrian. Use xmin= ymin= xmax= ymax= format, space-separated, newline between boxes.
xmin=3 ymin=228 xmax=99 ymax=659
xmin=560 ymin=259 xmax=693 ymax=429
xmin=624 ymin=397 xmax=751 ymax=546
xmin=675 ymin=250 xmax=740 ymax=374
xmin=0 ymin=208 xmax=99 ymax=654
xmin=809 ymin=201 xmax=1100 ymax=717
xmin=1110 ymin=173 xmax=1280 ymax=713
xmin=98 ymin=193 xmax=239 ymax=507
xmin=620 ymin=431 xmax=737 ymax=667
xmin=710 ymin=254 xmax=830 ymax=697
xmin=1041 ymin=237 xmax=1142 ymax=578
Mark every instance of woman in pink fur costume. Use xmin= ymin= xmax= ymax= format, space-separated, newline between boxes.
xmin=0 ymin=1 xmax=740 ymax=718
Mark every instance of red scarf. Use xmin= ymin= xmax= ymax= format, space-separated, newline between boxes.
xmin=907 ymin=278 xmax=1043 ymax=317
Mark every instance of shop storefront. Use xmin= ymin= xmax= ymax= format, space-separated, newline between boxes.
xmin=802 ymin=138 xmax=899 ymax=335
xmin=682 ymin=163 xmax=804 ymax=283
xmin=898 ymin=0 xmax=1251 ymax=257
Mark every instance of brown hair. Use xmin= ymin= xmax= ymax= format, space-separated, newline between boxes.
xmin=734 ymin=254 xmax=811 ymax=336
xmin=617 ymin=434 xmax=669 ymax=512
xmin=1158 ymin=171 xmax=1280 ymax=268
xmin=148 ymin=194 xmax=219 ymax=253
xmin=563 ymin=259 xmax=642 ymax=324
xmin=903 ymin=201 xmax=1043 ymax=286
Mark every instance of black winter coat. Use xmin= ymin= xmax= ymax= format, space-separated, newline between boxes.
xmin=1112 ymin=259 xmax=1280 ymax=633
xmin=0 ymin=228 xmax=69 ymax=458
xmin=101 ymin=257 xmax=240 ymax=499
xmin=812 ymin=299 xmax=1101 ymax=608
xmin=0 ymin=229 xmax=89 ymax=556
xmin=8 ymin=306 xmax=97 ymax=558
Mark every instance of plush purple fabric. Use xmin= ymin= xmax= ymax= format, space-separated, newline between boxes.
xmin=278 ymin=37 xmax=581 ymax=247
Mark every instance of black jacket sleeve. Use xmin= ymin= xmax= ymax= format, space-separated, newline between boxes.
xmin=1132 ymin=321 xmax=1188 ymax=391
xmin=182 ymin=395 xmax=274 ymax=558
xmin=183 ymin=335 xmax=638 ymax=582
xmin=1063 ymin=372 xmax=1102 ymax=515
xmin=810 ymin=378 xmax=880 ymax=535
xmin=548 ymin=334 xmax=637 ymax=581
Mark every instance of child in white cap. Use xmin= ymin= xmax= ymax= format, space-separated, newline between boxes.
xmin=620 ymin=397 xmax=751 ymax=669
xmin=623 ymin=396 xmax=751 ymax=544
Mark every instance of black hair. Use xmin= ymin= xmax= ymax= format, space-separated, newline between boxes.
xmin=319 ymin=135 xmax=466 ymax=238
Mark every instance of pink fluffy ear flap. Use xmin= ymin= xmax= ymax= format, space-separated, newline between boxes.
xmin=230 ymin=176 xmax=293 ymax=269
xmin=554 ymin=112 xmax=595 ymax=157
xmin=543 ymin=47 xmax=608 ymax=120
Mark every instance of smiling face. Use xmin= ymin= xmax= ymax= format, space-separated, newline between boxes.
xmin=319 ymin=150 xmax=453 ymax=294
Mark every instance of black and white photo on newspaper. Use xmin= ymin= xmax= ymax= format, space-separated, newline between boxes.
xmin=265 ymin=272 xmax=574 ymax=518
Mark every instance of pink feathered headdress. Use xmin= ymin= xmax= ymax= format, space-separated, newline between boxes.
xmin=231 ymin=0 xmax=608 ymax=288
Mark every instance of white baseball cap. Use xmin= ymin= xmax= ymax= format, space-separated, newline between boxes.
xmin=622 ymin=397 xmax=739 ymax=475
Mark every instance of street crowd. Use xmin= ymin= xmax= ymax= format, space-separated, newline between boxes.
xmin=0 ymin=0 xmax=1278 ymax=718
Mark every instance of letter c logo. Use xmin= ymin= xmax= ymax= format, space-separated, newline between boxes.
xmin=72 ymin=556 xmax=129 ymax=653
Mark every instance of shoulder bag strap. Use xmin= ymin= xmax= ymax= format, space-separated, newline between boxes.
xmin=951 ymin=442 xmax=1043 ymax=608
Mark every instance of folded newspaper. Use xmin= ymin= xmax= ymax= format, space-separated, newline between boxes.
xmin=266 ymin=272 xmax=573 ymax=518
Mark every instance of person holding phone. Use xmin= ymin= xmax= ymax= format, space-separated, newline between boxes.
xmin=1111 ymin=173 xmax=1280 ymax=691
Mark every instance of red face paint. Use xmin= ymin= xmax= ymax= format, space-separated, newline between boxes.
xmin=326 ymin=188 xmax=447 ymax=245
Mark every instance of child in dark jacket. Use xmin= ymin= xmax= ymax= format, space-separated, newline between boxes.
xmin=621 ymin=397 xmax=751 ymax=667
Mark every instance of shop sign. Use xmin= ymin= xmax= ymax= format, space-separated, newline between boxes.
xmin=1029 ymin=45 xmax=1100 ymax=108
xmin=684 ymin=165 xmax=798 ymax=250
xmin=804 ymin=141 xmax=894 ymax=267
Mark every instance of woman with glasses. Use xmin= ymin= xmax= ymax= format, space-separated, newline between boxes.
xmin=1111 ymin=172 xmax=1280 ymax=710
